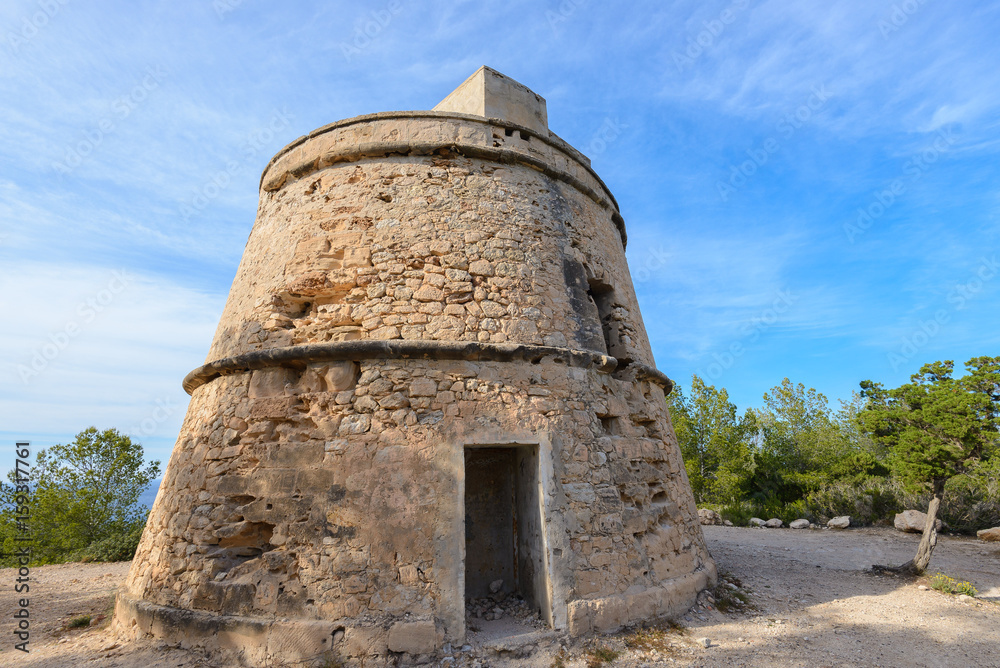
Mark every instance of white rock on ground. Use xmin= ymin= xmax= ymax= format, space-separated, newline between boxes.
xmin=790 ymin=519 xmax=810 ymax=529
xmin=765 ymin=518 xmax=784 ymax=528
xmin=828 ymin=516 xmax=851 ymax=529
xmin=895 ymin=509 xmax=942 ymax=533
xmin=750 ymin=517 xmax=766 ymax=527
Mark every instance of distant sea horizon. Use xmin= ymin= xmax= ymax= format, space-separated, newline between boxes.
xmin=139 ymin=477 xmax=162 ymax=510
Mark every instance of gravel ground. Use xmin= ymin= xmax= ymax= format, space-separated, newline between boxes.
xmin=590 ymin=526 xmax=1000 ymax=668
xmin=1 ymin=526 xmax=997 ymax=667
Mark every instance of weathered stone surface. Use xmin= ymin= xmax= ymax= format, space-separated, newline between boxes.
xmin=894 ymin=510 xmax=943 ymax=534
xmin=323 ymin=362 xmax=357 ymax=392
xmin=764 ymin=518 xmax=783 ymax=529
xmin=248 ymin=368 xmax=297 ymax=398
xmin=749 ymin=517 xmax=766 ymax=527
xmin=118 ymin=67 xmax=713 ymax=662
xmin=698 ymin=508 xmax=722 ymax=526
xmin=789 ymin=519 xmax=810 ymax=529
xmin=387 ymin=620 xmax=439 ymax=654
xmin=977 ymin=527 xmax=1000 ymax=542
xmin=828 ymin=516 xmax=851 ymax=529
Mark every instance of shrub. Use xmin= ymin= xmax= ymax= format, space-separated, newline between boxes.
xmin=932 ymin=472 xmax=1000 ymax=534
xmin=715 ymin=497 xmax=817 ymax=526
xmin=586 ymin=645 xmax=620 ymax=667
xmin=804 ymin=473 xmax=999 ymax=533
xmin=714 ymin=500 xmax=755 ymax=527
xmin=806 ymin=477 xmax=904 ymax=526
xmin=66 ymin=615 xmax=92 ymax=629
xmin=930 ymin=572 xmax=978 ymax=597
xmin=74 ymin=522 xmax=146 ymax=563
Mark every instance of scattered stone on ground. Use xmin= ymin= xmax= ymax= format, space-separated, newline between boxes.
xmin=749 ymin=517 xmax=766 ymax=527
xmin=764 ymin=518 xmax=784 ymax=528
xmin=789 ymin=519 xmax=810 ymax=529
xmin=895 ymin=509 xmax=943 ymax=533
xmin=465 ymin=593 xmax=546 ymax=626
xmin=827 ymin=515 xmax=851 ymax=529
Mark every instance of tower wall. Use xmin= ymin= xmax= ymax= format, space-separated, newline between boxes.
xmin=115 ymin=81 xmax=714 ymax=664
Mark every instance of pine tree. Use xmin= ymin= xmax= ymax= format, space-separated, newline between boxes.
xmin=859 ymin=357 xmax=1000 ymax=574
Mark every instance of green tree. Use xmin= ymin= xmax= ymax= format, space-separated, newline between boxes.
xmin=751 ymin=379 xmax=881 ymax=501
xmin=825 ymin=392 xmax=890 ymax=484
xmin=751 ymin=379 xmax=837 ymax=500
xmin=0 ymin=427 xmax=160 ymax=565
xmin=859 ymin=357 xmax=1000 ymax=574
xmin=669 ymin=376 xmax=754 ymax=504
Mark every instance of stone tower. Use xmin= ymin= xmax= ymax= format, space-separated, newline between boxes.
xmin=115 ymin=67 xmax=715 ymax=664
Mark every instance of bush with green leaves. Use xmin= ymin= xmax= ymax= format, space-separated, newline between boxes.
xmin=74 ymin=522 xmax=147 ymax=563
xmin=806 ymin=477 xmax=904 ymax=526
xmin=712 ymin=497 xmax=816 ymax=527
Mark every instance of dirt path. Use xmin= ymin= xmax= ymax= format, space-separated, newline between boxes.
xmin=0 ymin=561 xmax=213 ymax=668
xmin=644 ymin=526 xmax=1000 ymax=667
xmin=1 ymin=527 xmax=997 ymax=667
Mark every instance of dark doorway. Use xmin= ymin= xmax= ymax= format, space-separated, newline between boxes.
xmin=464 ymin=446 xmax=550 ymax=623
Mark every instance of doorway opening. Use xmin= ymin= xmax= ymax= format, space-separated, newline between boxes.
xmin=464 ymin=445 xmax=550 ymax=626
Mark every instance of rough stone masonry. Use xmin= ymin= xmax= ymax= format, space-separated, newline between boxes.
xmin=113 ymin=66 xmax=716 ymax=664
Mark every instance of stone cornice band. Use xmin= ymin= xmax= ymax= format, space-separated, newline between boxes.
xmin=182 ymin=340 xmax=672 ymax=396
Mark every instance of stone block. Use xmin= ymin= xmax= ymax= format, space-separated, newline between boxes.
xmin=324 ymin=362 xmax=358 ymax=391
xmin=339 ymin=414 xmax=371 ymax=435
xmin=433 ymin=66 xmax=548 ymax=134
xmin=590 ymin=595 xmax=627 ymax=632
xmin=386 ymin=620 xmax=439 ymax=654
xmin=267 ymin=620 xmax=338 ymax=663
xmin=409 ymin=377 xmax=438 ymax=396
xmin=249 ymin=397 xmax=298 ymax=420
xmin=564 ymin=482 xmax=596 ymax=504
xmin=567 ymin=601 xmax=593 ymax=635
xmin=249 ymin=368 xmax=299 ymax=398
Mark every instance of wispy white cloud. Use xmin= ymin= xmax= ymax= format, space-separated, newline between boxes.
xmin=0 ymin=261 xmax=223 ymax=467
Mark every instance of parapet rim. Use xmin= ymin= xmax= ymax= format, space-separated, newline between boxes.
xmin=259 ymin=110 xmax=620 ymax=214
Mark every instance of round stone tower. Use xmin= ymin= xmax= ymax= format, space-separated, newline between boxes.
xmin=115 ymin=67 xmax=715 ymax=664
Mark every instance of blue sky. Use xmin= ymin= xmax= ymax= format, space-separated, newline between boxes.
xmin=2 ymin=0 xmax=998 ymax=470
